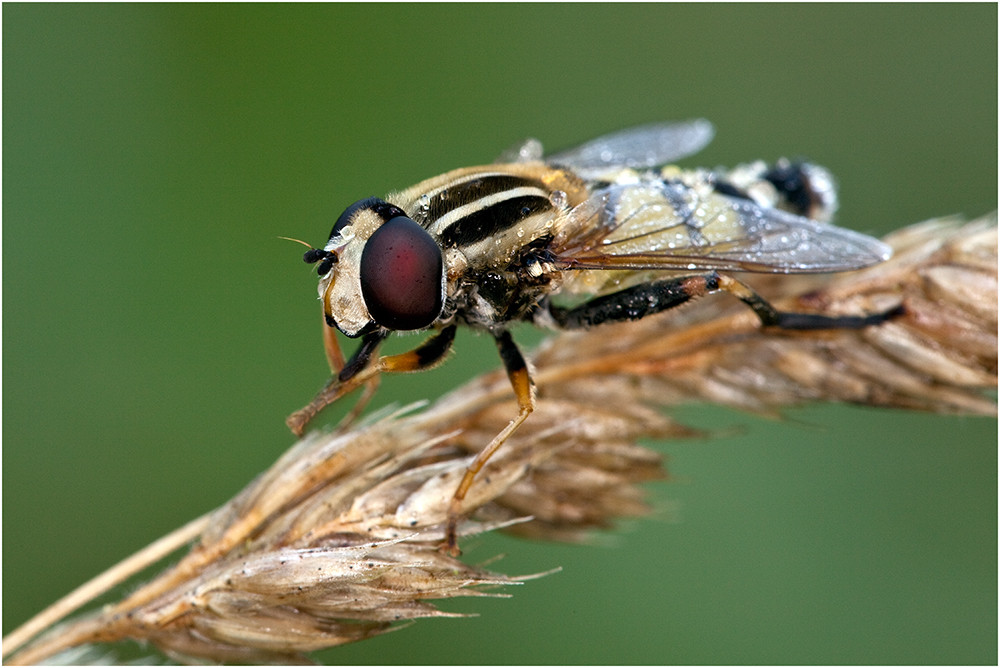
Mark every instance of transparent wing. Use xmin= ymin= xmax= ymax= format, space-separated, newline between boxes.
xmin=552 ymin=182 xmax=891 ymax=275
xmin=496 ymin=137 xmax=544 ymax=164
xmin=546 ymin=119 xmax=715 ymax=174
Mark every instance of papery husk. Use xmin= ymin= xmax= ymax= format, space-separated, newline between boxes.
xmin=5 ymin=213 xmax=995 ymax=665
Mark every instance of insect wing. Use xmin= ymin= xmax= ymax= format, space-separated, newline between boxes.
xmin=496 ymin=137 xmax=545 ymax=164
xmin=554 ymin=182 xmax=891 ymax=274
xmin=546 ymin=119 xmax=715 ymax=175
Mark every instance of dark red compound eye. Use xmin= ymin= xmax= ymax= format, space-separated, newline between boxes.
xmin=359 ymin=216 xmax=444 ymax=330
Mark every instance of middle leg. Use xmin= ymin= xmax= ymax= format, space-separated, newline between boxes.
xmin=442 ymin=329 xmax=535 ymax=555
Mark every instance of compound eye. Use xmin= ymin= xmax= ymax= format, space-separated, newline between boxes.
xmin=360 ymin=216 xmax=444 ymax=330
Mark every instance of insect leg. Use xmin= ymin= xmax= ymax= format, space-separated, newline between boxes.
xmin=326 ymin=327 xmax=457 ymax=434
xmin=711 ymin=273 xmax=903 ymax=329
xmin=442 ymin=330 xmax=535 ymax=555
xmin=338 ymin=330 xmax=388 ymax=381
xmin=322 ymin=311 xmax=346 ymax=374
xmin=547 ymin=275 xmax=710 ymax=328
xmin=376 ymin=325 xmax=457 ymax=373
xmin=548 ymin=272 xmax=901 ymax=330
xmin=287 ymin=328 xmax=459 ymax=436
xmin=286 ymin=330 xmax=388 ymax=436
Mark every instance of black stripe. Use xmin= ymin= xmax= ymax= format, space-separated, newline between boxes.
xmin=494 ymin=329 xmax=526 ymax=374
xmin=762 ymin=162 xmax=812 ymax=216
xmin=712 ymin=180 xmax=752 ymax=201
xmin=438 ymin=195 xmax=552 ymax=247
xmin=415 ymin=325 xmax=457 ymax=366
xmin=425 ymin=174 xmax=543 ymax=223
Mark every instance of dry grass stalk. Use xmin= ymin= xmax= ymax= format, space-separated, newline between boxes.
xmin=4 ymin=213 xmax=996 ymax=665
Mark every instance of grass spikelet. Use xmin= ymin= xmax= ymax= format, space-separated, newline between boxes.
xmin=4 ymin=213 xmax=995 ymax=665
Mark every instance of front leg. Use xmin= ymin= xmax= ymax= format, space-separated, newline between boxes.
xmin=287 ymin=330 xmax=388 ymax=436
xmin=442 ymin=329 xmax=535 ymax=555
xmin=376 ymin=325 xmax=457 ymax=374
xmin=286 ymin=326 xmax=457 ymax=436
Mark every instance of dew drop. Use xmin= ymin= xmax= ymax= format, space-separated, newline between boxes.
xmin=549 ymin=190 xmax=568 ymax=209
xmin=416 ymin=194 xmax=431 ymax=221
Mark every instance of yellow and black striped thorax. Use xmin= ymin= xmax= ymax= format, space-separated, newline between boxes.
xmin=387 ymin=164 xmax=586 ymax=268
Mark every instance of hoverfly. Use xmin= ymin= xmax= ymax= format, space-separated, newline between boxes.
xmin=287 ymin=120 xmax=896 ymax=554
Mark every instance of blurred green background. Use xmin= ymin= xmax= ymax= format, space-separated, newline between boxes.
xmin=4 ymin=4 xmax=996 ymax=664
